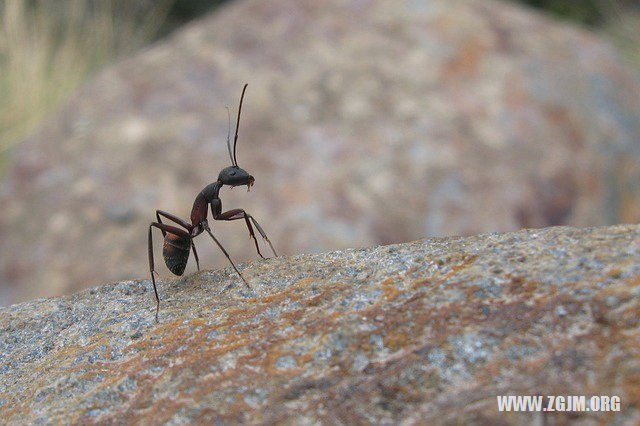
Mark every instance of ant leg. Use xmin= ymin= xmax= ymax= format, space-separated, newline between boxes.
xmin=202 ymin=223 xmax=252 ymax=290
xmin=247 ymin=215 xmax=278 ymax=257
xmin=148 ymin=222 xmax=194 ymax=322
xmin=191 ymin=241 xmax=200 ymax=271
xmin=148 ymin=225 xmax=161 ymax=322
xmin=214 ymin=209 xmax=277 ymax=258
xmin=156 ymin=210 xmax=193 ymax=237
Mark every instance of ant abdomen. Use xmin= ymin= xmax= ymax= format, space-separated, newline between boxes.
xmin=163 ymin=233 xmax=191 ymax=276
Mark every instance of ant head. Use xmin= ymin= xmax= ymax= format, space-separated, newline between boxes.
xmin=219 ymin=84 xmax=254 ymax=191
xmin=218 ymin=165 xmax=254 ymax=189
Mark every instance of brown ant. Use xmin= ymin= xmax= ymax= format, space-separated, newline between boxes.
xmin=148 ymin=84 xmax=277 ymax=321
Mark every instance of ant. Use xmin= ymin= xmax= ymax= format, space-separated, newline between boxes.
xmin=148 ymin=84 xmax=277 ymax=321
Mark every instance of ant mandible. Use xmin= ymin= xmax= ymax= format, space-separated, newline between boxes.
xmin=148 ymin=84 xmax=277 ymax=320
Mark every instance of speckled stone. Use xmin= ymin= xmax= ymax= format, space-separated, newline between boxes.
xmin=1 ymin=225 xmax=638 ymax=424
xmin=2 ymin=0 xmax=640 ymax=306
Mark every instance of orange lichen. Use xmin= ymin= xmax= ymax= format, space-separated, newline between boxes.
xmin=4 ymin=225 xmax=640 ymax=424
xmin=411 ymin=277 xmax=431 ymax=289
xmin=383 ymin=332 xmax=410 ymax=352
xmin=380 ymin=281 xmax=403 ymax=304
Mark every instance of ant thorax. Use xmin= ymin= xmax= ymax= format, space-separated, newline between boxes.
xmin=190 ymin=182 xmax=221 ymax=225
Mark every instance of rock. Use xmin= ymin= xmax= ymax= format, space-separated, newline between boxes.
xmin=1 ymin=0 xmax=640 ymax=305
xmin=0 ymin=225 xmax=638 ymax=424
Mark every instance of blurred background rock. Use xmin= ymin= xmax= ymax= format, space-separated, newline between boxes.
xmin=0 ymin=0 xmax=639 ymax=305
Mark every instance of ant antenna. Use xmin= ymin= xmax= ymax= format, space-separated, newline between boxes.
xmin=225 ymin=106 xmax=234 ymax=166
xmin=233 ymin=83 xmax=248 ymax=167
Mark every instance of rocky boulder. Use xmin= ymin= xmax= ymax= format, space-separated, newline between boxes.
xmin=1 ymin=0 xmax=640 ymax=305
xmin=0 ymin=225 xmax=638 ymax=423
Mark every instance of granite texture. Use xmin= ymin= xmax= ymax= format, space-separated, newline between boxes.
xmin=0 ymin=225 xmax=638 ymax=424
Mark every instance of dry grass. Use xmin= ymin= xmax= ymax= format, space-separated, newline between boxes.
xmin=0 ymin=0 xmax=173 ymax=167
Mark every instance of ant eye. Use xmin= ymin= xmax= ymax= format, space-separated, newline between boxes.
xmin=229 ymin=170 xmax=236 ymax=176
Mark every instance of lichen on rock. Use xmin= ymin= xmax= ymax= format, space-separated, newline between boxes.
xmin=0 ymin=225 xmax=638 ymax=424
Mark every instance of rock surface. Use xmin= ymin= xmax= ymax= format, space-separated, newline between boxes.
xmin=1 ymin=0 xmax=640 ymax=306
xmin=0 ymin=225 xmax=638 ymax=424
